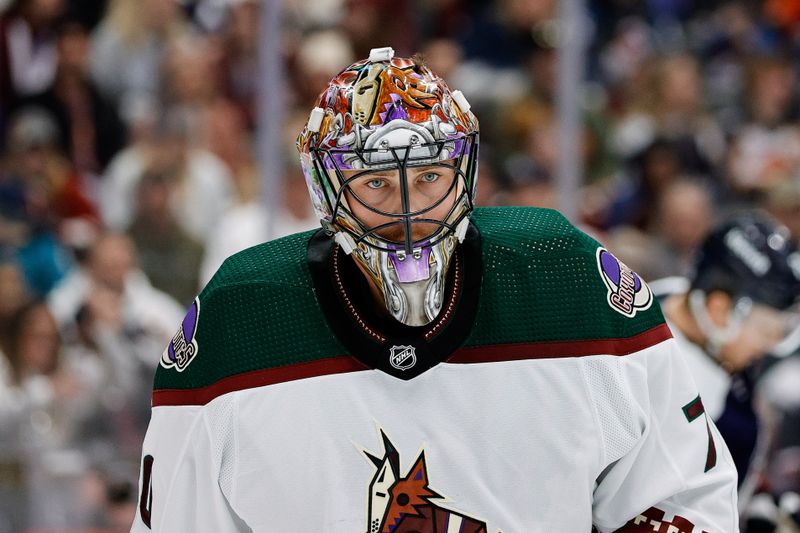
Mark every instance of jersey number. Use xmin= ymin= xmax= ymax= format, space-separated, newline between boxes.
xmin=682 ymin=396 xmax=717 ymax=472
xmin=139 ymin=455 xmax=154 ymax=528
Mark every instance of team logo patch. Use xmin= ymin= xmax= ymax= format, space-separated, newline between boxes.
xmin=362 ymin=430 xmax=489 ymax=533
xmin=389 ymin=345 xmax=417 ymax=371
xmin=596 ymin=247 xmax=653 ymax=318
xmin=160 ymin=298 xmax=200 ymax=372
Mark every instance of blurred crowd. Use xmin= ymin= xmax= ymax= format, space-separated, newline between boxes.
xmin=1 ymin=0 xmax=800 ymax=530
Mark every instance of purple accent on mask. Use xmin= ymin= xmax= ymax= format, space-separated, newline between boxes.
xmin=389 ymin=247 xmax=431 ymax=283
xmin=322 ymin=151 xmax=354 ymax=171
xmin=451 ymin=138 xmax=466 ymax=157
xmin=182 ymin=301 xmax=199 ymax=342
xmin=379 ymin=93 xmax=408 ymax=124
xmin=633 ymin=272 xmax=642 ymax=292
xmin=600 ymin=250 xmax=621 ymax=286
xmin=387 ymin=104 xmax=408 ymax=123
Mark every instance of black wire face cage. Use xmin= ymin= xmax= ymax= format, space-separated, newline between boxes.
xmin=311 ymin=132 xmax=478 ymax=254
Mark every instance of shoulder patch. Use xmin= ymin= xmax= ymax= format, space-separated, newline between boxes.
xmin=161 ymin=297 xmax=201 ymax=372
xmin=596 ymin=247 xmax=653 ymax=318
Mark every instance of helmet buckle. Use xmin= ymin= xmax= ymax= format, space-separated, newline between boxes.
xmin=320 ymin=219 xmax=337 ymax=235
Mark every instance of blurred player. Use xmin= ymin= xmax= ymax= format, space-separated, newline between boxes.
xmin=131 ymin=48 xmax=738 ymax=532
xmin=656 ymin=212 xmax=800 ymax=527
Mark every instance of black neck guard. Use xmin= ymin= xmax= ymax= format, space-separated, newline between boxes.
xmin=307 ymin=224 xmax=483 ymax=380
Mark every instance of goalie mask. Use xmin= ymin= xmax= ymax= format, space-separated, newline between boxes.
xmin=297 ymin=47 xmax=479 ymax=326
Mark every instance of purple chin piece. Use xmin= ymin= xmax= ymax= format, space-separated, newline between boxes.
xmin=388 ymin=247 xmax=431 ymax=283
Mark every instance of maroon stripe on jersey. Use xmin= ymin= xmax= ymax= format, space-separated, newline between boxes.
xmin=152 ymin=356 xmax=369 ymax=407
xmin=704 ymin=419 xmax=717 ymax=472
xmin=152 ymin=324 xmax=672 ymax=406
xmin=449 ymin=323 xmax=672 ymax=364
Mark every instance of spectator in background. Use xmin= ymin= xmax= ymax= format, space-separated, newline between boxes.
xmin=602 ymin=137 xmax=684 ymax=230
xmin=652 ymin=178 xmax=715 ymax=277
xmin=217 ymin=0 xmax=260 ymax=129
xmin=99 ymin=109 xmax=233 ymax=246
xmin=161 ymin=34 xmax=226 ymax=142
xmin=458 ymin=0 xmax=551 ymax=68
xmin=44 ymin=232 xmax=182 ymax=454
xmin=499 ymin=112 xmax=559 ymax=210
xmin=340 ymin=0 xmax=416 ymax=59
xmin=0 ymin=0 xmax=65 ymax=124
xmin=418 ymin=38 xmax=463 ymax=87
xmin=727 ymin=55 xmax=800 ymax=196
xmin=199 ymin=98 xmax=258 ymax=202
xmin=128 ymin=169 xmax=204 ymax=306
xmin=651 ymin=54 xmax=725 ymax=172
xmin=290 ymin=28 xmax=355 ymax=109
xmin=0 ymin=261 xmax=29 ymax=353
xmin=609 ymin=53 xmax=724 ymax=184
xmin=0 ymin=185 xmax=35 ymax=533
xmin=0 ymin=298 xmax=142 ymax=531
xmin=0 ymin=301 xmax=86 ymax=529
xmin=89 ymin=0 xmax=187 ymax=129
xmin=11 ymin=16 xmax=127 ymax=176
xmin=47 ymin=232 xmax=184 ymax=352
xmin=0 ymin=107 xmax=95 ymax=296
xmin=199 ymin=158 xmax=318 ymax=285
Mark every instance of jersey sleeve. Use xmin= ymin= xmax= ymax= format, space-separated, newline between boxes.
xmin=131 ymin=397 xmax=250 ymax=532
xmin=590 ymin=338 xmax=739 ymax=532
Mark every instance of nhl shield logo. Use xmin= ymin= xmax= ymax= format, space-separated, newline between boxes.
xmin=389 ymin=345 xmax=416 ymax=371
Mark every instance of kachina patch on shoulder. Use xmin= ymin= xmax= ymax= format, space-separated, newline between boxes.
xmin=596 ymin=247 xmax=653 ymax=318
xmin=161 ymin=297 xmax=200 ymax=372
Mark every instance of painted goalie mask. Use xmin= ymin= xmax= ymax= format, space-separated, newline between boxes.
xmin=297 ymin=47 xmax=479 ymax=326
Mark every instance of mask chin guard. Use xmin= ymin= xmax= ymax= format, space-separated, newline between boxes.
xmin=376 ymin=237 xmax=454 ymax=327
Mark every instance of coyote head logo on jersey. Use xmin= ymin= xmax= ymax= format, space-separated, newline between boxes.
xmin=363 ymin=431 xmax=487 ymax=533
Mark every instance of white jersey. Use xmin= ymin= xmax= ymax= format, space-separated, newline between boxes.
xmin=669 ymin=324 xmax=732 ymax=422
xmin=132 ymin=207 xmax=738 ymax=532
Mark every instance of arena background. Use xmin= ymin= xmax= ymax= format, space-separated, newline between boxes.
xmin=1 ymin=0 xmax=800 ymax=530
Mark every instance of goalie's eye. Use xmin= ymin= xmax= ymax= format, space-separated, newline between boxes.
xmin=367 ymin=178 xmax=387 ymax=189
xmin=419 ymin=172 xmax=439 ymax=184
